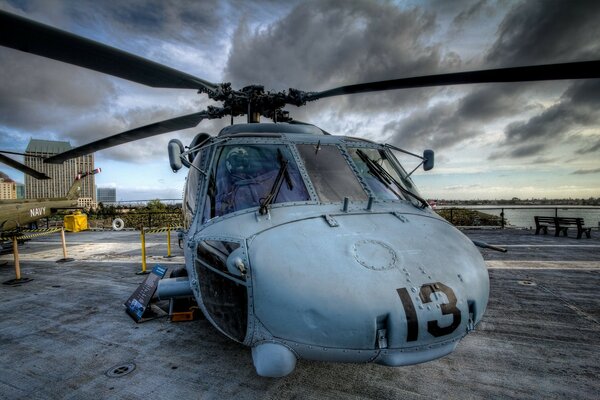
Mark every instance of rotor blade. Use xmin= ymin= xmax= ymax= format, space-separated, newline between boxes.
xmin=0 ymin=10 xmax=218 ymax=91
xmin=0 ymin=150 xmax=44 ymax=158
xmin=0 ymin=153 xmax=50 ymax=179
xmin=45 ymin=111 xmax=210 ymax=164
xmin=303 ymin=60 xmax=600 ymax=101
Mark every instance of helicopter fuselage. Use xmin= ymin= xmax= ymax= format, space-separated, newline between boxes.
xmin=3 ymin=6 xmax=597 ymax=381
xmin=175 ymin=123 xmax=489 ymax=377
xmin=0 ymin=172 xmax=95 ymax=232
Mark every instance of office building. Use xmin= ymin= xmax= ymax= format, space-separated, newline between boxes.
xmin=0 ymin=172 xmax=17 ymax=199
xmin=25 ymin=139 xmax=96 ymax=205
xmin=97 ymin=187 xmax=117 ymax=204
xmin=16 ymin=183 xmax=25 ymax=199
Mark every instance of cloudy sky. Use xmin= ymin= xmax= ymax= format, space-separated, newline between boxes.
xmin=1 ymin=0 xmax=599 ymax=201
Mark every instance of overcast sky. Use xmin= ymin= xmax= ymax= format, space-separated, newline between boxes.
xmin=1 ymin=0 xmax=599 ymax=201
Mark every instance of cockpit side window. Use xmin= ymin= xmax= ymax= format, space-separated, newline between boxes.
xmin=203 ymin=144 xmax=310 ymax=220
xmin=297 ymin=144 xmax=367 ymax=203
xmin=348 ymin=147 xmax=422 ymax=205
xmin=183 ymin=149 xmax=206 ymax=229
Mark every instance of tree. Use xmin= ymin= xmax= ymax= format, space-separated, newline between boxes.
xmin=146 ymin=199 xmax=167 ymax=212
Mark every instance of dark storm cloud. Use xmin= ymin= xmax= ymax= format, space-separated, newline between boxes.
xmin=0 ymin=0 xmax=224 ymax=162
xmin=0 ymin=49 xmax=117 ymax=132
xmin=416 ymin=0 xmax=600 ymax=157
xmin=384 ymin=102 xmax=467 ymax=150
xmin=482 ymin=0 xmax=600 ymax=160
xmin=2 ymin=0 xmax=234 ymax=82
xmin=224 ymin=0 xmax=454 ymax=114
xmin=493 ymin=79 xmax=600 ymax=158
xmin=488 ymin=143 xmax=547 ymax=160
xmin=390 ymin=0 xmax=600 ymax=156
xmin=386 ymin=82 xmax=532 ymax=151
xmin=506 ymin=82 xmax=600 ymax=143
xmin=384 ymin=1 xmax=600 ymax=153
xmin=486 ymin=0 xmax=600 ymax=66
xmin=571 ymin=168 xmax=600 ymax=175
xmin=224 ymin=0 xmax=600 ymax=156
xmin=576 ymin=136 xmax=600 ymax=154
xmin=3 ymin=0 xmax=600 ymax=168
xmin=451 ymin=0 xmax=499 ymax=31
xmin=5 ymin=0 xmax=224 ymax=44
xmin=531 ymin=156 xmax=560 ymax=164
xmin=455 ymin=84 xmax=535 ymax=121
xmin=83 ymin=0 xmax=222 ymax=36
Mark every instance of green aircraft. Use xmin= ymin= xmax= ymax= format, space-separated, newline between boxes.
xmin=0 ymin=159 xmax=100 ymax=233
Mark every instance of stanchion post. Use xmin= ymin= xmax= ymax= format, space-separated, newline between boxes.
xmin=56 ymin=227 xmax=75 ymax=263
xmin=137 ymin=228 xmax=149 ymax=275
xmin=166 ymin=227 xmax=172 ymax=258
xmin=3 ymin=236 xmax=33 ymax=285
xmin=61 ymin=227 xmax=67 ymax=258
xmin=12 ymin=236 xmax=20 ymax=280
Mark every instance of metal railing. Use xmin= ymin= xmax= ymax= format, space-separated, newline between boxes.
xmin=42 ymin=211 xmax=183 ymax=230
xmin=436 ymin=206 xmax=600 ymax=229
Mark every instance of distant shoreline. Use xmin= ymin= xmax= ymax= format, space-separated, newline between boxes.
xmin=432 ymin=199 xmax=600 ymax=206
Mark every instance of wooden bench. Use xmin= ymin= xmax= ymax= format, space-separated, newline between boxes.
xmin=534 ymin=216 xmax=556 ymax=235
xmin=555 ymin=217 xmax=592 ymax=239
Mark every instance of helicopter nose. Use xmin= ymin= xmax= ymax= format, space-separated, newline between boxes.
xmin=247 ymin=212 xmax=489 ymax=366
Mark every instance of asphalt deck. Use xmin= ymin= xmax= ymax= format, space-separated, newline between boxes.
xmin=0 ymin=228 xmax=599 ymax=399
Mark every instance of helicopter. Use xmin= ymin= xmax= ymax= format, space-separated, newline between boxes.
xmin=1 ymin=9 xmax=599 ymax=377
xmin=0 ymin=150 xmax=101 ymax=234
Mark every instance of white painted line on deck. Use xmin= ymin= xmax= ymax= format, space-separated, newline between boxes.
xmin=488 ymin=244 xmax=600 ymax=248
xmin=486 ymin=260 xmax=600 ymax=269
xmin=75 ymin=259 xmax=185 ymax=265
xmin=3 ymin=259 xmax=185 ymax=265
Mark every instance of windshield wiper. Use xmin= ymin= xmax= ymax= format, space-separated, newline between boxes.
xmin=259 ymin=150 xmax=290 ymax=215
xmin=356 ymin=149 xmax=429 ymax=209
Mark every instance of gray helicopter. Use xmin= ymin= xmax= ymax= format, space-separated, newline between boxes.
xmin=1 ymin=10 xmax=599 ymax=377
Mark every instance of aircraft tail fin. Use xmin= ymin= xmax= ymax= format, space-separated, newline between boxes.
xmin=66 ymin=168 xmax=101 ymax=200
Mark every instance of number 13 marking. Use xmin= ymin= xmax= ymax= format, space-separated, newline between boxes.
xmin=397 ymin=282 xmax=461 ymax=342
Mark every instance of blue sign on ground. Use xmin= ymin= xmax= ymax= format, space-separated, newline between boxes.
xmin=124 ymin=264 xmax=168 ymax=322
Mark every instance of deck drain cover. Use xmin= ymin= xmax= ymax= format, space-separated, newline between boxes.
xmin=518 ymin=280 xmax=536 ymax=286
xmin=106 ymin=362 xmax=136 ymax=378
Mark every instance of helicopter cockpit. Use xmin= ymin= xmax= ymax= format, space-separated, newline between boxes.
xmin=190 ymin=128 xmax=429 ymax=227
xmin=208 ymin=145 xmax=310 ymax=219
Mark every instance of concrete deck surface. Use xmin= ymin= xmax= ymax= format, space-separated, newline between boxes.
xmin=0 ymin=228 xmax=598 ymax=399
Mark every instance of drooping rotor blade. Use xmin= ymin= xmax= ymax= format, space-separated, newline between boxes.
xmin=0 ymin=150 xmax=44 ymax=158
xmin=302 ymin=60 xmax=600 ymax=102
xmin=0 ymin=153 xmax=50 ymax=179
xmin=45 ymin=111 xmax=210 ymax=164
xmin=0 ymin=10 xmax=218 ymax=92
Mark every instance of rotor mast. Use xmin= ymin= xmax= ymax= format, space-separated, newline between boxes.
xmin=248 ymin=103 xmax=261 ymax=123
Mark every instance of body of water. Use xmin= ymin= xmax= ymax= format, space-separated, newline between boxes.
xmin=438 ymin=205 xmax=600 ymax=229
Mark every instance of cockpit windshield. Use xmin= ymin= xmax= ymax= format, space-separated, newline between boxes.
xmin=204 ymin=144 xmax=310 ymax=220
xmin=297 ymin=144 xmax=368 ymax=203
